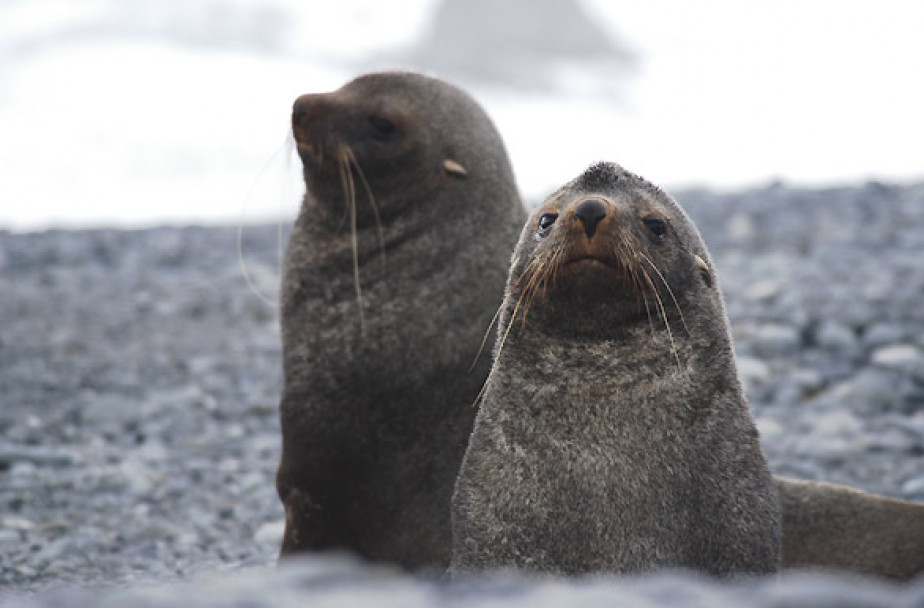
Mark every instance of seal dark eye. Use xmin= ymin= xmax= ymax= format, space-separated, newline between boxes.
xmin=369 ymin=115 xmax=396 ymax=136
xmin=538 ymin=212 xmax=558 ymax=236
xmin=643 ymin=217 xmax=667 ymax=239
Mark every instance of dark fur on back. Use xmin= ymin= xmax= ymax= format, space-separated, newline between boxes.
xmin=451 ymin=162 xmax=781 ymax=577
xmin=276 ymin=71 xmax=526 ymax=570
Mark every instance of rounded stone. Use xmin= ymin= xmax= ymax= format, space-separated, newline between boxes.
xmin=871 ymin=344 xmax=924 ymax=377
xmin=751 ymin=323 xmax=801 ymax=357
xmin=816 ymin=321 xmax=857 ymax=353
xmin=901 ymin=477 xmax=924 ymax=498
xmin=863 ymin=323 xmax=909 ymax=349
xmin=737 ymin=356 xmax=772 ymax=391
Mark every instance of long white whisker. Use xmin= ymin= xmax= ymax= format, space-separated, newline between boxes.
xmin=345 ymin=147 xmax=386 ymax=262
xmin=638 ymin=251 xmax=691 ymax=337
xmin=640 ymin=266 xmax=682 ymax=371
xmin=340 ymin=151 xmax=366 ymax=337
xmin=470 ymin=301 xmax=504 ymax=373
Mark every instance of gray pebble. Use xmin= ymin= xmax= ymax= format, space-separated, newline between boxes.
xmin=811 ymin=410 xmax=863 ymax=437
xmin=743 ymin=278 xmax=782 ymax=303
xmin=817 ymin=368 xmax=903 ymax=415
xmin=0 ymin=445 xmax=77 ymax=468
xmin=0 ymin=528 xmax=21 ymax=545
xmin=78 ymin=393 xmax=140 ymax=431
xmin=791 ymin=368 xmax=826 ymax=398
xmin=863 ymin=323 xmax=909 ymax=349
xmin=737 ymin=355 xmax=771 ymax=393
xmin=9 ymin=461 xmax=38 ymax=481
xmin=816 ymin=321 xmax=858 ymax=353
xmin=118 ymin=461 xmax=155 ymax=496
xmin=254 ymin=520 xmax=284 ymax=546
xmin=751 ymin=323 xmax=801 ymax=357
xmin=871 ymin=344 xmax=924 ymax=378
xmin=901 ymin=476 xmax=924 ymax=499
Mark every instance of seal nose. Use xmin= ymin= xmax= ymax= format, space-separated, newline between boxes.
xmin=291 ymin=94 xmax=334 ymax=145
xmin=292 ymin=95 xmax=314 ymax=131
xmin=573 ymin=198 xmax=607 ymax=239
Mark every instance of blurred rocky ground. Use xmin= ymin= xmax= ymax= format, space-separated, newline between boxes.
xmin=1 ymin=180 xmax=923 ymax=605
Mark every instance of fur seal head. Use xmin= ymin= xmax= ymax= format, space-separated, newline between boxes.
xmin=291 ymin=71 xmax=488 ymax=228
xmin=501 ymin=161 xmax=716 ymax=346
xmin=285 ymin=71 xmax=521 ymax=337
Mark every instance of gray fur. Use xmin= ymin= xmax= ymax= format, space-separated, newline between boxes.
xmin=777 ymin=476 xmax=924 ymax=580
xmin=452 ymin=162 xmax=781 ymax=576
xmin=276 ymin=71 xmax=526 ymax=570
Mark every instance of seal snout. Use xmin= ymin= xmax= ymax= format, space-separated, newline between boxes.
xmin=573 ymin=198 xmax=608 ymax=239
xmin=292 ymin=94 xmax=332 ymax=132
xmin=291 ymin=94 xmax=339 ymax=158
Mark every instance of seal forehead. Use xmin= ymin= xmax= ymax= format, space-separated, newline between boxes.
xmin=567 ymin=161 xmax=669 ymax=204
xmin=573 ymin=161 xmax=629 ymax=191
xmin=340 ymin=71 xmax=501 ymax=152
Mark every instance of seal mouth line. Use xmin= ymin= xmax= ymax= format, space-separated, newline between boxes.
xmin=563 ymin=255 xmax=617 ymax=269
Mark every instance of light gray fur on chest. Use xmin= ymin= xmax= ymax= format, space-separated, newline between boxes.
xmin=452 ymin=327 xmax=775 ymax=574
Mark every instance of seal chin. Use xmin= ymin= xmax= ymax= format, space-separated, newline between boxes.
xmin=543 ymin=255 xmax=645 ymax=321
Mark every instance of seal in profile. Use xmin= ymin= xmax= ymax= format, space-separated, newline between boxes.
xmin=276 ymin=71 xmax=525 ymax=570
xmin=776 ymin=476 xmax=924 ymax=580
xmin=451 ymin=161 xmax=781 ymax=576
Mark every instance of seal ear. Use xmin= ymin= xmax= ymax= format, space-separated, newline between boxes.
xmin=443 ymin=158 xmax=468 ymax=178
xmin=694 ymin=254 xmax=713 ymax=287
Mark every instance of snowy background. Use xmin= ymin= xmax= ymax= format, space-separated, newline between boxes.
xmin=2 ymin=0 xmax=924 ymax=230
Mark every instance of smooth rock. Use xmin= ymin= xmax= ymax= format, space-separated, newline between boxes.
xmin=901 ymin=476 xmax=924 ymax=498
xmin=754 ymin=417 xmax=784 ymax=441
xmin=817 ymin=368 xmax=902 ymax=415
xmin=744 ymin=278 xmax=782 ymax=302
xmin=0 ymin=528 xmax=21 ymax=545
xmin=816 ymin=321 xmax=857 ymax=353
xmin=871 ymin=344 xmax=924 ymax=377
xmin=752 ymin=324 xmax=801 ymax=357
xmin=812 ymin=410 xmax=863 ymax=437
xmin=863 ymin=323 xmax=908 ymax=348
xmin=254 ymin=520 xmax=285 ymax=546
xmin=0 ymin=445 xmax=78 ymax=468
xmin=737 ymin=356 xmax=772 ymax=391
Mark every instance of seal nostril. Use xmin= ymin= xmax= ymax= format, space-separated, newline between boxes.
xmin=292 ymin=97 xmax=311 ymax=128
xmin=573 ymin=198 xmax=607 ymax=239
xmin=293 ymin=106 xmax=306 ymax=126
xmin=291 ymin=95 xmax=331 ymax=129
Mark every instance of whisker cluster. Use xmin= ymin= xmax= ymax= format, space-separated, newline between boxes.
xmin=332 ymin=144 xmax=393 ymax=338
xmin=337 ymin=147 xmax=366 ymax=337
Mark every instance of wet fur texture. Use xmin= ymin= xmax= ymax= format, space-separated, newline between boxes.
xmin=777 ymin=477 xmax=924 ymax=580
xmin=276 ymin=71 xmax=526 ymax=570
xmin=451 ymin=162 xmax=781 ymax=576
